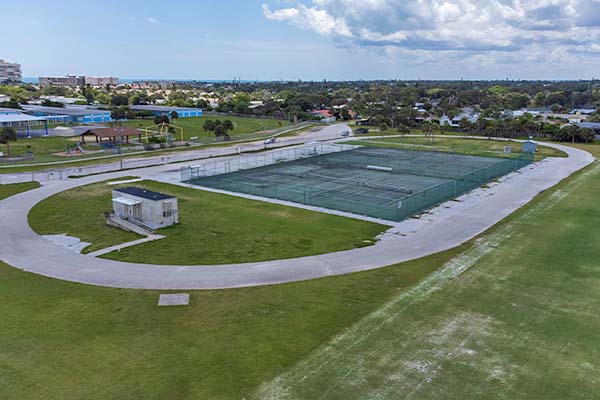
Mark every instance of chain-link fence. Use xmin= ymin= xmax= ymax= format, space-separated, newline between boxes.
xmin=186 ymin=146 xmax=533 ymax=222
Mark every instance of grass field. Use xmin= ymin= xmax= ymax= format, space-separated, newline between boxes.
xmin=0 ymin=181 xmax=40 ymax=200
xmin=29 ymin=180 xmax=386 ymax=262
xmin=349 ymin=136 xmax=567 ymax=161
xmin=3 ymin=143 xmax=600 ymax=399
xmin=253 ymin=150 xmax=600 ymax=399
xmin=121 ymin=115 xmax=290 ymax=142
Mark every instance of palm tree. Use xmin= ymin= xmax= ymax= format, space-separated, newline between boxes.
xmin=203 ymin=120 xmax=215 ymax=133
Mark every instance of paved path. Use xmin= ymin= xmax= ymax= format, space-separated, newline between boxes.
xmin=88 ymin=235 xmax=165 ymax=257
xmin=0 ymin=124 xmax=351 ymax=184
xmin=0 ymin=141 xmax=594 ymax=290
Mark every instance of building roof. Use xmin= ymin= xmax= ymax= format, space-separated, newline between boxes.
xmin=114 ymin=187 xmax=175 ymax=201
xmin=130 ymin=105 xmax=203 ymax=112
xmin=0 ymin=114 xmax=47 ymax=123
xmin=310 ymin=109 xmax=334 ymax=118
xmin=80 ymin=127 xmax=142 ymax=138
xmin=21 ymin=105 xmax=110 ymax=117
xmin=112 ymin=197 xmax=141 ymax=206
xmin=576 ymin=122 xmax=600 ymax=129
xmin=0 ymin=107 xmax=24 ymax=114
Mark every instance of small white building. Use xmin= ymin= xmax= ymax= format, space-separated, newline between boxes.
xmin=111 ymin=187 xmax=178 ymax=230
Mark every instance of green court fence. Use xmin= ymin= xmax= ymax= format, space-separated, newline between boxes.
xmin=184 ymin=146 xmax=533 ymax=222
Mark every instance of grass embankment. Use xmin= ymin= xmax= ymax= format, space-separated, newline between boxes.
xmin=29 ymin=180 xmax=387 ymax=262
xmin=0 ymin=181 xmax=40 ymax=200
xmin=350 ymin=136 xmax=567 ymax=161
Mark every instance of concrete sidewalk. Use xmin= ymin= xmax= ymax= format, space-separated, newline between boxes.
xmin=0 ymin=141 xmax=594 ymax=290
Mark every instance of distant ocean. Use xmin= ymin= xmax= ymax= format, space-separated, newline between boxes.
xmin=22 ymin=77 xmax=269 ymax=84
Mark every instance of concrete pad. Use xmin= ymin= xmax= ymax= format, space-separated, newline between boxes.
xmin=158 ymin=293 xmax=190 ymax=306
xmin=42 ymin=234 xmax=91 ymax=253
xmin=107 ymin=178 xmax=143 ymax=185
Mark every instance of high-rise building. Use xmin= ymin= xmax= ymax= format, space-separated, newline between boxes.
xmin=0 ymin=59 xmax=22 ymax=83
xmin=39 ymin=75 xmax=119 ymax=87
xmin=39 ymin=75 xmax=85 ymax=87
xmin=85 ymin=76 xmax=119 ymax=86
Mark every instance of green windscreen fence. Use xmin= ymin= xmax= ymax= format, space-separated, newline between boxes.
xmin=185 ymin=146 xmax=533 ymax=222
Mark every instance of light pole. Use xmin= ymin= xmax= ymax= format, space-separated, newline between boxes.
xmin=118 ymin=144 xmax=123 ymax=170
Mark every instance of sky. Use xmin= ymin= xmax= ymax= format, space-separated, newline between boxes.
xmin=1 ymin=0 xmax=599 ymax=81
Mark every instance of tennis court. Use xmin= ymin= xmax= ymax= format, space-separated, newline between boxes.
xmin=185 ymin=146 xmax=533 ymax=221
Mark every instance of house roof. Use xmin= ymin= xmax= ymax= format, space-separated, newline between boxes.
xmin=80 ymin=127 xmax=141 ymax=138
xmin=310 ymin=109 xmax=333 ymax=118
xmin=114 ymin=187 xmax=175 ymax=201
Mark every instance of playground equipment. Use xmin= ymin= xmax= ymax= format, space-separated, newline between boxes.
xmin=142 ymin=123 xmax=184 ymax=143
xmin=65 ymin=142 xmax=85 ymax=155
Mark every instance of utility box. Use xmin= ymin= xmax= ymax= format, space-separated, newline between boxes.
xmin=522 ymin=140 xmax=537 ymax=155
xmin=111 ymin=187 xmax=178 ymax=230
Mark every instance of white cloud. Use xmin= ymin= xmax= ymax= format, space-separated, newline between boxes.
xmin=262 ymin=0 xmax=600 ymax=70
xmin=145 ymin=16 xmax=161 ymax=25
xmin=263 ymin=4 xmax=352 ymax=37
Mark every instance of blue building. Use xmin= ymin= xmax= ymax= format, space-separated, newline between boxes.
xmin=130 ymin=105 xmax=203 ymax=118
xmin=21 ymin=105 xmax=112 ymax=124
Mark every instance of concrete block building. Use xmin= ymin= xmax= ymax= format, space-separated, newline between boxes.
xmin=112 ymin=187 xmax=178 ymax=230
xmin=0 ymin=59 xmax=22 ymax=83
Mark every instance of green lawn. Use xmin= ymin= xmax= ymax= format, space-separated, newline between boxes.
xmin=349 ymin=136 xmax=567 ymax=161
xmin=3 ymin=144 xmax=600 ymax=399
xmin=0 ymin=181 xmax=40 ymax=200
xmin=121 ymin=115 xmax=290 ymax=142
xmin=29 ymin=180 xmax=387 ymax=262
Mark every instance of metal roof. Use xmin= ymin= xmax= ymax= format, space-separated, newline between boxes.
xmin=114 ymin=187 xmax=175 ymax=201
xmin=130 ymin=105 xmax=202 ymax=112
xmin=112 ymin=197 xmax=141 ymax=206
xmin=21 ymin=105 xmax=111 ymax=117
xmin=0 ymin=107 xmax=24 ymax=114
xmin=0 ymin=114 xmax=47 ymax=123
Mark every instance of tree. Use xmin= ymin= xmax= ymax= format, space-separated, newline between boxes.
xmin=110 ymin=94 xmax=129 ymax=106
xmin=203 ymin=120 xmax=215 ymax=133
xmin=458 ymin=117 xmax=472 ymax=134
xmin=0 ymin=127 xmax=17 ymax=156
xmin=153 ymin=115 xmax=169 ymax=125
xmin=110 ymin=108 xmax=128 ymax=126
xmin=222 ymin=119 xmax=234 ymax=132
xmin=170 ymin=111 xmax=179 ymax=121
xmin=397 ymin=125 xmax=410 ymax=136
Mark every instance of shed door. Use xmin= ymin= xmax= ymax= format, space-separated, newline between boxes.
xmin=132 ymin=204 xmax=142 ymax=221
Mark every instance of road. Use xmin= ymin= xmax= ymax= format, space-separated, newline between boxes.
xmin=0 ymin=139 xmax=593 ymax=290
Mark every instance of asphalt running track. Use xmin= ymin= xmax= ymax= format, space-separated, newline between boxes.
xmin=0 ymin=141 xmax=594 ymax=289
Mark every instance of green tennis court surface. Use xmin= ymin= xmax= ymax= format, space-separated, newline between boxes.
xmin=187 ymin=147 xmax=532 ymax=221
